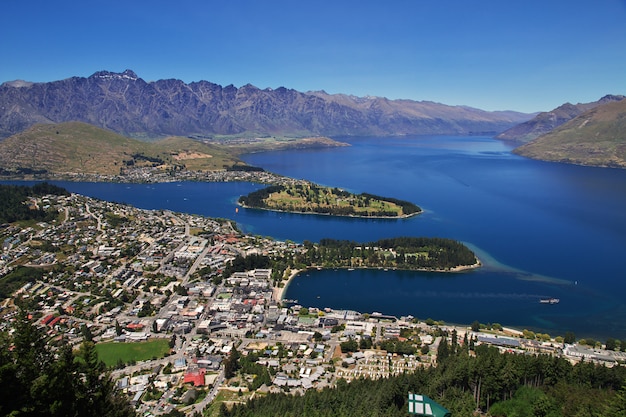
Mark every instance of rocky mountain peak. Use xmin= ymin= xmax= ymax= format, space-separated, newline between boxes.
xmin=1 ymin=80 xmax=34 ymax=88
xmin=496 ymin=95 xmax=625 ymax=143
xmin=89 ymin=69 xmax=138 ymax=81
xmin=598 ymin=94 xmax=625 ymax=103
xmin=0 ymin=70 xmax=532 ymax=140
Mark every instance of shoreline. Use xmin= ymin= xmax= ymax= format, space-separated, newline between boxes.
xmin=273 ymin=268 xmax=302 ymax=303
xmin=238 ymin=202 xmax=422 ymax=220
xmin=272 ymin=263 xmax=542 ymax=340
xmin=273 ymin=259 xmax=481 ymax=303
xmin=3 ymin=175 xmax=422 ymax=220
xmin=448 ymin=260 xmax=482 ymax=272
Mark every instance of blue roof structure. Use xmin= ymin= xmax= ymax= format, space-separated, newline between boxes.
xmin=408 ymin=394 xmax=451 ymax=417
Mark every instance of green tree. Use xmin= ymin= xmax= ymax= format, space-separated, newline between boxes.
xmin=359 ymin=336 xmax=373 ymax=350
xmin=606 ymin=338 xmax=618 ymax=351
xmin=224 ymin=347 xmax=241 ymax=379
xmin=0 ymin=309 xmax=136 ymax=416
xmin=340 ymin=339 xmax=358 ymax=353
xmin=605 ymin=383 xmax=626 ymax=417
xmin=437 ymin=337 xmax=450 ymax=362
xmin=564 ymin=331 xmax=576 ymax=344
xmin=81 ymin=323 xmax=94 ymax=342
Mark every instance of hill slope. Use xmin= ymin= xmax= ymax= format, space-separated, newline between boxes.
xmin=0 ymin=70 xmax=531 ymax=140
xmin=0 ymin=121 xmax=241 ymax=175
xmin=496 ymin=95 xmax=624 ymax=143
xmin=513 ymin=99 xmax=626 ymax=168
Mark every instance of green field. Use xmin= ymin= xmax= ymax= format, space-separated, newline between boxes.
xmin=95 ymin=338 xmax=171 ymax=367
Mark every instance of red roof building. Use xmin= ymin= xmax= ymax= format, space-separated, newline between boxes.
xmin=183 ymin=368 xmax=206 ymax=386
xmin=48 ymin=316 xmax=63 ymax=327
xmin=126 ymin=322 xmax=145 ymax=331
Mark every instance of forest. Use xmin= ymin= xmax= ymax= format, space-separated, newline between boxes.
xmin=238 ymin=183 xmax=421 ymax=217
xmin=220 ymin=335 xmax=626 ymax=417
xmin=295 ymin=237 xmax=478 ymax=270
xmin=0 ymin=182 xmax=69 ymax=224
xmin=0 ymin=308 xmax=137 ymax=417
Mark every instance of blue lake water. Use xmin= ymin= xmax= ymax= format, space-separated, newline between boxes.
xmin=7 ymin=136 xmax=626 ymax=339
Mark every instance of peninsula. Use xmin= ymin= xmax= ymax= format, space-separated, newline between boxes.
xmin=238 ymin=182 xmax=421 ymax=218
xmin=298 ymin=237 xmax=480 ymax=272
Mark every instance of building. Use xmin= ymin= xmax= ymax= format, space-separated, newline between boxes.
xmin=183 ymin=367 xmax=206 ymax=386
xmin=408 ymin=394 xmax=451 ymax=417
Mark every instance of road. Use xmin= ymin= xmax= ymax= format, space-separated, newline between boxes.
xmin=182 ymin=368 xmax=225 ymax=415
xmin=182 ymin=244 xmax=211 ymax=286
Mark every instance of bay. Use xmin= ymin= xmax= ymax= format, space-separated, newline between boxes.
xmin=242 ymin=136 xmax=626 ymax=340
xmin=5 ymin=135 xmax=626 ymax=339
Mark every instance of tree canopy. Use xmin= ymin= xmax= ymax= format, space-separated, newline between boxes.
xmin=0 ymin=182 xmax=69 ymax=223
xmin=295 ymin=237 xmax=477 ymax=270
xmin=0 ymin=308 xmax=136 ymax=417
xmin=220 ymin=341 xmax=626 ymax=417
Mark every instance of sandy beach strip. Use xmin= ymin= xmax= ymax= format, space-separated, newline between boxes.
xmin=273 ymin=268 xmax=302 ymax=302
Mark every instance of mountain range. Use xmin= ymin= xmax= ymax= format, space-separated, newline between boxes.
xmin=513 ymin=98 xmax=626 ymax=168
xmin=1 ymin=69 xmax=624 ymax=170
xmin=0 ymin=70 xmax=531 ymax=140
xmin=496 ymin=95 xmax=625 ymax=143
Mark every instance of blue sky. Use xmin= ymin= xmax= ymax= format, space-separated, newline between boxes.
xmin=1 ymin=0 xmax=625 ymax=112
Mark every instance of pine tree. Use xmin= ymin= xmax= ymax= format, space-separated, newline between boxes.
xmin=606 ymin=383 xmax=626 ymax=417
xmin=0 ymin=308 xmax=137 ymax=416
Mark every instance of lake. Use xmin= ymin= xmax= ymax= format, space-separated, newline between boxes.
xmin=243 ymin=136 xmax=626 ymax=340
xmin=7 ymin=135 xmax=626 ymax=339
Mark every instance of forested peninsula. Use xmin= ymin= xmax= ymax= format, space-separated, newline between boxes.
xmin=298 ymin=237 xmax=479 ymax=271
xmin=238 ymin=182 xmax=421 ymax=218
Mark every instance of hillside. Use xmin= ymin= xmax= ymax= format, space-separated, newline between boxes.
xmin=496 ymin=95 xmax=624 ymax=143
xmin=513 ymin=99 xmax=626 ymax=168
xmin=0 ymin=70 xmax=532 ymax=140
xmin=0 ymin=121 xmax=242 ymax=176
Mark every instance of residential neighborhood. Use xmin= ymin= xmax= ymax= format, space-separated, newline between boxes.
xmin=1 ymin=190 xmax=624 ymax=416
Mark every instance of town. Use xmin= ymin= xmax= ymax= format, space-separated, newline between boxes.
xmin=1 ymin=190 xmax=625 ymax=416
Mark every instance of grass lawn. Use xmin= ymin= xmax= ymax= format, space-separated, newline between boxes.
xmin=95 ymin=338 xmax=171 ymax=367
xmin=206 ymin=390 xmax=253 ymax=417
